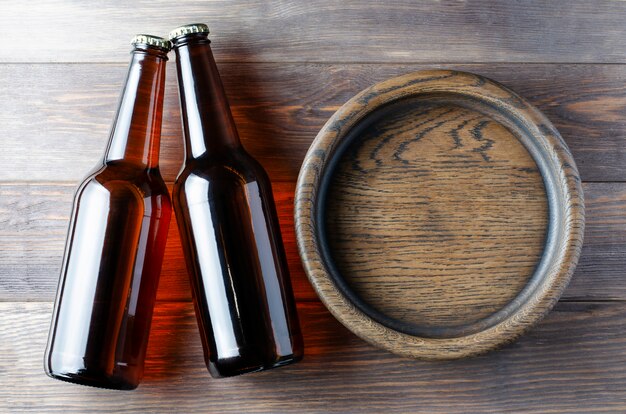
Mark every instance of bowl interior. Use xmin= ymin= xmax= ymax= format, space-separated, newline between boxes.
xmin=318 ymin=95 xmax=549 ymax=339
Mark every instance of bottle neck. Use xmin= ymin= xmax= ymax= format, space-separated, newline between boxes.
xmin=173 ymin=35 xmax=241 ymax=161
xmin=104 ymin=47 xmax=168 ymax=168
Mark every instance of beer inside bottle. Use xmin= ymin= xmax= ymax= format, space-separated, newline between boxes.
xmin=44 ymin=35 xmax=172 ymax=390
xmin=169 ymin=24 xmax=303 ymax=377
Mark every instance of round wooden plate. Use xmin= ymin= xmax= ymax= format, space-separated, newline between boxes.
xmin=295 ymin=70 xmax=585 ymax=359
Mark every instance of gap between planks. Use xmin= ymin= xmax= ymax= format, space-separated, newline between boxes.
xmin=4 ymin=62 xmax=626 ymax=66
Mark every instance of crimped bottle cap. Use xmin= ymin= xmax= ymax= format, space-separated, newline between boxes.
xmin=168 ymin=23 xmax=210 ymax=40
xmin=131 ymin=34 xmax=171 ymax=51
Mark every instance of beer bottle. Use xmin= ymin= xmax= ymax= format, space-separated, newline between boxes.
xmin=45 ymin=35 xmax=172 ymax=390
xmin=169 ymin=24 xmax=303 ymax=378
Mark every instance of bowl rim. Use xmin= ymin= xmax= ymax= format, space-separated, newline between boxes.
xmin=294 ymin=69 xmax=585 ymax=360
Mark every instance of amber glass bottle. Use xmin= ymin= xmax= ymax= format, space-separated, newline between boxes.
xmin=44 ymin=35 xmax=172 ymax=390
xmin=169 ymin=24 xmax=303 ymax=378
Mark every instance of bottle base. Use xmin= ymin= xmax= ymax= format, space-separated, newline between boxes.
xmin=45 ymin=353 xmax=139 ymax=390
xmin=46 ymin=369 xmax=138 ymax=390
xmin=208 ymin=351 xmax=303 ymax=379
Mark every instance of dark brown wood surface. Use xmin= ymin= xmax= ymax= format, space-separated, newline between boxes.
xmin=2 ymin=181 xmax=626 ymax=304
xmin=3 ymin=1 xmax=626 ymax=63
xmin=3 ymin=301 xmax=626 ymax=413
xmin=2 ymin=1 xmax=626 ymax=412
xmin=3 ymin=63 xmax=626 ymax=182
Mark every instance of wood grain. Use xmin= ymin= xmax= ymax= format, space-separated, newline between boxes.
xmin=2 ymin=301 xmax=626 ymax=413
xmin=2 ymin=63 xmax=626 ymax=182
xmin=2 ymin=1 xmax=626 ymax=64
xmin=4 ymin=181 xmax=626 ymax=303
xmin=296 ymin=70 xmax=584 ymax=358
xmin=326 ymin=99 xmax=548 ymax=332
xmin=1 ymin=1 xmax=625 ymax=411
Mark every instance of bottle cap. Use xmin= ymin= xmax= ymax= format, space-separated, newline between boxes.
xmin=168 ymin=23 xmax=210 ymax=40
xmin=131 ymin=34 xmax=171 ymax=52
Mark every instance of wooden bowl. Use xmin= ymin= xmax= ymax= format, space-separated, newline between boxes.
xmin=295 ymin=70 xmax=585 ymax=360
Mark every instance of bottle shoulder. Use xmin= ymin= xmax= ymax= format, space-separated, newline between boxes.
xmin=175 ymin=149 xmax=269 ymax=186
xmin=78 ymin=163 xmax=170 ymax=201
xmin=74 ymin=170 xmax=171 ymax=219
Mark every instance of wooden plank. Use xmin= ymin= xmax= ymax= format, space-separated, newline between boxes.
xmin=1 ymin=301 xmax=626 ymax=413
xmin=2 ymin=1 xmax=626 ymax=63
xmin=0 ymin=182 xmax=300 ymax=302
xmin=2 ymin=63 xmax=626 ymax=182
xmin=1 ymin=181 xmax=625 ymax=302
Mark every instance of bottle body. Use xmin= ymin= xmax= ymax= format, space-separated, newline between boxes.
xmin=171 ymin=27 xmax=303 ymax=377
xmin=46 ymin=168 xmax=170 ymax=389
xmin=45 ymin=40 xmax=171 ymax=390
xmin=174 ymin=150 xmax=302 ymax=377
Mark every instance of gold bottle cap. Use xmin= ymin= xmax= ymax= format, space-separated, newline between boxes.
xmin=168 ymin=23 xmax=210 ymax=40
xmin=131 ymin=34 xmax=171 ymax=51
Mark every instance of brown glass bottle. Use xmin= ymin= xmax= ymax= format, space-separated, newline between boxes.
xmin=44 ymin=35 xmax=172 ymax=390
xmin=169 ymin=24 xmax=303 ymax=378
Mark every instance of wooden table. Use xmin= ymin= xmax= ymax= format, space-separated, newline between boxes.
xmin=2 ymin=1 xmax=626 ymax=412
